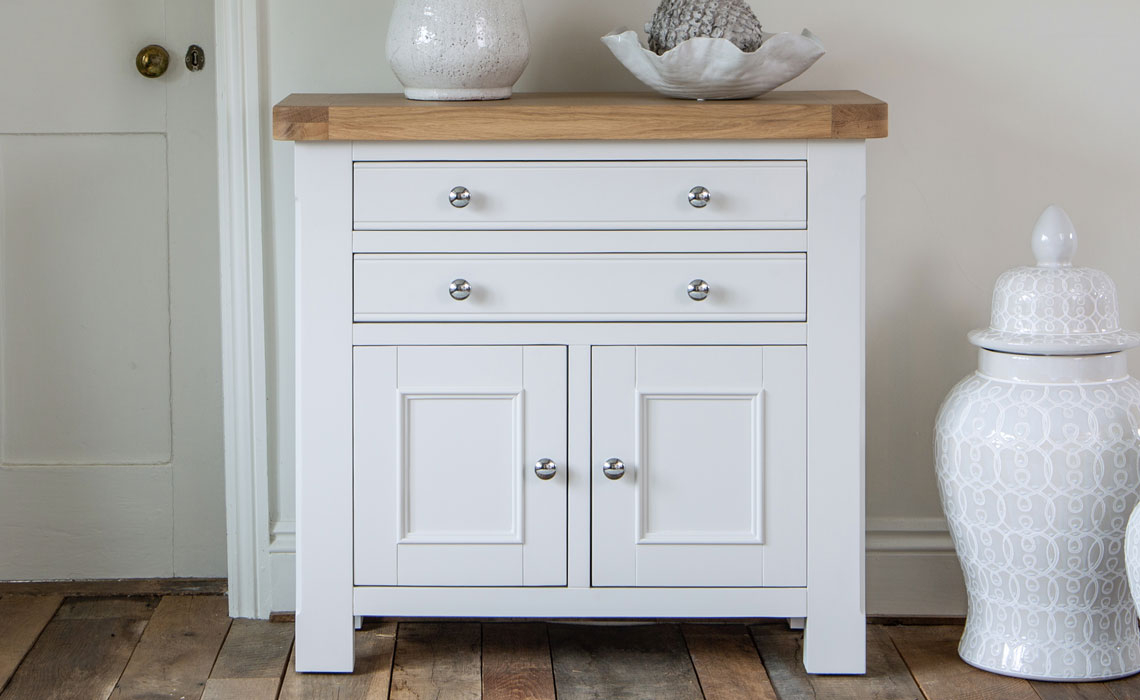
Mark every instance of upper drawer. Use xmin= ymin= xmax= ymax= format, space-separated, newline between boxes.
xmin=354 ymin=253 xmax=806 ymax=322
xmin=352 ymin=161 xmax=806 ymax=230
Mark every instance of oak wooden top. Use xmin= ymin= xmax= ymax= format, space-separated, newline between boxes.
xmin=273 ymin=91 xmax=887 ymax=142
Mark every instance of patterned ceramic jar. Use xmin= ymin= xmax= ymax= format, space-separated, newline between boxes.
xmin=1127 ymin=507 xmax=1140 ymax=633
xmin=386 ymin=0 xmax=530 ymax=101
xmin=935 ymin=206 xmax=1140 ymax=681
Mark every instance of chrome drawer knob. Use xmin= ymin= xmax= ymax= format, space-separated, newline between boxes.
xmin=687 ymin=279 xmax=710 ymax=301
xmin=449 ymin=279 xmax=471 ymax=301
xmin=449 ymin=186 xmax=471 ymax=208
xmin=534 ymin=458 xmax=558 ymax=480
xmin=602 ymin=458 xmax=626 ymax=480
xmin=688 ymin=186 xmax=711 ymax=208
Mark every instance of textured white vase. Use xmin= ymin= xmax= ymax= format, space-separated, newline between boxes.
xmin=386 ymin=0 xmax=530 ymax=101
xmin=1127 ymin=506 xmax=1140 ymax=632
xmin=935 ymin=206 xmax=1140 ymax=681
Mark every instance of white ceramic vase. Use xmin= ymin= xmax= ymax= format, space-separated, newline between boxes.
xmin=386 ymin=0 xmax=530 ymax=101
xmin=1127 ymin=507 xmax=1140 ymax=632
xmin=935 ymin=206 xmax=1140 ymax=681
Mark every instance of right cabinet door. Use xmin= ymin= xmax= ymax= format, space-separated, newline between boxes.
xmin=591 ymin=346 xmax=806 ymax=587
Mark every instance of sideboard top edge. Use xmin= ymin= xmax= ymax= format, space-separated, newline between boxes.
xmin=273 ymin=91 xmax=888 ymax=142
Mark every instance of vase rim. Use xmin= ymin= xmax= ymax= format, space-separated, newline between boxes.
xmin=977 ymin=348 xmax=1130 ymax=383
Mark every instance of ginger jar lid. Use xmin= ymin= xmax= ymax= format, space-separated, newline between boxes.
xmin=968 ymin=205 xmax=1140 ymax=355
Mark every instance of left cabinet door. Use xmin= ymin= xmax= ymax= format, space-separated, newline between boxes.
xmin=353 ymin=345 xmax=567 ymax=586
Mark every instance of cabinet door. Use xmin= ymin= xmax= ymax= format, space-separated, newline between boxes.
xmin=591 ymin=346 xmax=806 ymax=587
xmin=354 ymin=346 xmax=567 ymax=586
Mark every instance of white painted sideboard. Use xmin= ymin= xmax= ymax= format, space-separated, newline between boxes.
xmin=275 ymin=92 xmax=888 ymax=674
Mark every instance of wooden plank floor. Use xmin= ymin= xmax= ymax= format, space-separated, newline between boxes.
xmin=3 ymin=594 xmax=1140 ymax=699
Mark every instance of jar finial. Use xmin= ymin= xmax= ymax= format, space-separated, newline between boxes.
xmin=1032 ymin=205 xmax=1077 ymax=268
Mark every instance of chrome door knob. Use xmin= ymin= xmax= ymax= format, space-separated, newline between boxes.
xmin=688 ymin=186 xmax=711 ymax=208
xmin=602 ymin=458 xmax=626 ymax=480
xmin=687 ymin=279 xmax=710 ymax=301
xmin=534 ymin=458 xmax=558 ymax=480
xmin=449 ymin=279 xmax=471 ymax=301
xmin=449 ymin=186 xmax=471 ymax=208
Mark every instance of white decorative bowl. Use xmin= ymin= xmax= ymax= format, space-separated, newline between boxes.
xmin=600 ymin=28 xmax=825 ymax=100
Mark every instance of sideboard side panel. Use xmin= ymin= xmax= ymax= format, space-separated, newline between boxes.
xmin=294 ymin=141 xmax=355 ymax=672
xmin=803 ymin=139 xmax=868 ymax=674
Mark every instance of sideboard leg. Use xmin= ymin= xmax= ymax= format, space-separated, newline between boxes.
xmin=803 ymin=140 xmax=868 ymax=676
xmin=293 ymin=141 xmax=355 ymax=674
xmin=802 ymin=613 xmax=866 ymax=674
xmin=295 ymin=612 xmax=354 ymax=673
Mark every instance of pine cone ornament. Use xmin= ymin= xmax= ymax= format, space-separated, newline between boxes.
xmin=645 ymin=0 xmax=764 ymax=55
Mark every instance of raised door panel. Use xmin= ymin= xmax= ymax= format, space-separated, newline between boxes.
xmin=354 ymin=346 xmax=567 ymax=586
xmin=591 ymin=346 xmax=806 ymax=587
xmin=0 ymin=135 xmax=170 ymax=464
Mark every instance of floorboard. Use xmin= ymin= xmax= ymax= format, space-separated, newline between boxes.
xmin=885 ymin=625 xmax=1041 ymax=700
xmin=682 ymin=623 xmax=778 ymax=700
xmin=3 ymin=596 xmax=1140 ymax=700
xmin=751 ymin=624 xmax=922 ymax=700
xmin=278 ymin=621 xmax=396 ymax=700
xmin=0 ymin=579 xmax=226 ymax=598
xmin=1106 ymin=673 xmax=1140 ymax=700
xmin=481 ymin=622 xmax=556 ymax=700
xmin=108 ymin=595 xmax=232 ymax=700
xmin=202 ymin=617 xmax=294 ymax=700
xmin=1031 ymin=681 xmax=1119 ymax=700
xmin=0 ymin=596 xmax=62 ymax=694
xmin=548 ymin=623 xmax=703 ymax=700
xmin=0 ymin=597 xmax=155 ymax=700
xmin=389 ymin=622 xmax=480 ymax=700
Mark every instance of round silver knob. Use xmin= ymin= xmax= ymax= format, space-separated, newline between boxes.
xmin=688 ymin=186 xmax=711 ymax=208
xmin=449 ymin=186 xmax=471 ymax=208
xmin=534 ymin=458 xmax=557 ymax=480
xmin=449 ymin=279 xmax=471 ymax=301
xmin=687 ymin=279 xmax=710 ymax=301
xmin=602 ymin=458 xmax=626 ymax=480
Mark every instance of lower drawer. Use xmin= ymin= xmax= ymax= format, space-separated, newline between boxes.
xmin=353 ymin=253 xmax=807 ymax=322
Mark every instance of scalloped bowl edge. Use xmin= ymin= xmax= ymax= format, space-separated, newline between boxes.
xmin=601 ymin=28 xmax=825 ymax=100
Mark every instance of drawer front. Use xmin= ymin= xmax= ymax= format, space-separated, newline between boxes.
xmin=354 ymin=253 xmax=806 ymax=322
xmin=353 ymin=161 xmax=807 ymax=230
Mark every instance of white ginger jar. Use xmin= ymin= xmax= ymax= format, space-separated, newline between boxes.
xmin=386 ymin=0 xmax=530 ymax=101
xmin=935 ymin=205 xmax=1140 ymax=681
xmin=1128 ymin=508 xmax=1140 ymax=637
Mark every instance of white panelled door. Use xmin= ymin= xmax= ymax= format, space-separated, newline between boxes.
xmin=0 ymin=1 xmax=222 ymax=578
xmin=354 ymin=346 xmax=567 ymax=586
xmin=591 ymin=346 xmax=806 ymax=587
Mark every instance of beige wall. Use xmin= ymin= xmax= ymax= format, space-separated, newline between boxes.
xmin=262 ymin=0 xmax=1140 ymax=613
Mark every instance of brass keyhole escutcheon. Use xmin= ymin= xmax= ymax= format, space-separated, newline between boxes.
xmin=185 ymin=44 xmax=206 ymax=72
xmin=135 ymin=44 xmax=170 ymax=78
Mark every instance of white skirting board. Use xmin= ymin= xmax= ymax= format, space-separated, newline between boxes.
xmin=266 ymin=517 xmax=967 ymax=617
xmin=865 ymin=517 xmax=966 ymax=616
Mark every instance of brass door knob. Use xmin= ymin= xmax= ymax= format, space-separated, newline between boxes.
xmin=136 ymin=44 xmax=170 ymax=78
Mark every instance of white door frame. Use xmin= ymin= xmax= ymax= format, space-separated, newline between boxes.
xmin=214 ymin=0 xmax=272 ymax=619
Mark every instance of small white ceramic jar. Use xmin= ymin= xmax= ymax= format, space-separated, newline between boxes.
xmin=935 ymin=206 xmax=1140 ymax=681
xmin=386 ymin=0 xmax=530 ymax=101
